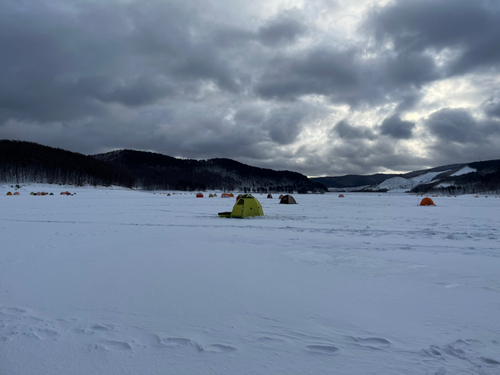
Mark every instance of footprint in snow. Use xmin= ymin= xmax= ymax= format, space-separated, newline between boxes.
xmin=198 ymin=343 xmax=238 ymax=353
xmin=481 ymin=357 xmax=500 ymax=365
xmin=90 ymin=323 xmax=116 ymax=332
xmin=353 ymin=337 xmax=391 ymax=349
xmin=305 ymin=345 xmax=341 ymax=355
xmin=101 ymin=339 xmax=133 ymax=351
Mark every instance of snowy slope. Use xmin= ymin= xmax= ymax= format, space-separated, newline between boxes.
xmin=1 ymin=186 xmax=500 ymax=375
xmin=451 ymin=166 xmax=477 ymax=176
xmin=375 ymin=170 xmax=451 ymax=192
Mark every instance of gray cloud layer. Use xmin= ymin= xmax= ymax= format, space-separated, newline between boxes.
xmin=1 ymin=0 xmax=499 ymax=176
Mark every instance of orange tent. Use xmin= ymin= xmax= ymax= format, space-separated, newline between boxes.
xmin=196 ymin=193 xmax=204 ymax=198
xmin=13 ymin=192 xmax=20 ymax=195
xmin=221 ymin=193 xmax=230 ymax=198
xmin=420 ymin=198 xmax=435 ymax=206
xmin=228 ymin=193 xmax=234 ymax=197
xmin=6 ymin=192 xmax=12 ymax=196
xmin=339 ymin=194 xmax=345 ymax=198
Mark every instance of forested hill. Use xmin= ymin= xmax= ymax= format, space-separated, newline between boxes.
xmin=0 ymin=140 xmax=326 ymax=192
xmin=93 ymin=149 xmax=326 ymax=192
xmin=311 ymin=173 xmax=401 ymax=188
xmin=0 ymin=140 xmax=134 ymax=187
xmin=312 ymin=160 xmax=500 ymax=194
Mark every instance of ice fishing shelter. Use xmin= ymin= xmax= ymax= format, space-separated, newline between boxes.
xmin=279 ymin=194 xmax=297 ymax=204
xmin=420 ymin=198 xmax=435 ymax=206
xmin=338 ymin=194 xmax=345 ymax=198
xmin=6 ymin=192 xmax=12 ymax=196
xmin=267 ymin=194 xmax=273 ymax=198
xmin=196 ymin=193 xmax=204 ymax=198
xmin=221 ymin=193 xmax=230 ymax=198
xmin=219 ymin=194 xmax=264 ymax=218
xmin=13 ymin=192 xmax=20 ymax=195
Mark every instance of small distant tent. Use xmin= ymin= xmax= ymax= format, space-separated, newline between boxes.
xmin=221 ymin=193 xmax=230 ymax=198
xmin=280 ymin=195 xmax=297 ymax=204
xmin=36 ymin=192 xmax=42 ymax=196
xmin=13 ymin=192 xmax=20 ymax=195
xmin=236 ymin=194 xmax=242 ymax=201
xmin=420 ymin=198 xmax=435 ymax=206
xmin=219 ymin=194 xmax=264 ymax=218
xmin=339 ymin=194 xmax=345 ymax=198
xmin=6 ymin=192 xmax=12 ymax=196
xmin=209 ymin=194 xmax=214 ymax=198
xmin=213 ymin=193 xmax=218 ymax=197
xmin=228 ymin=193 xmax=234 ymax=198
xmin=196 ymin=193 xmax=204 ymax=198
xmin=30 ymin=192 xmax=35 ymax=196
xmin=167 ymin=193 xmax=171 ymax=196
xmin=49 ymin=193 xmax=54 ymax=195
xmin=267 ymin=194 xmax=273 ymax=199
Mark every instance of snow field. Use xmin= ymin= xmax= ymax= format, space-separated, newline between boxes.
xmin=1 ymin=186 xmax=500 ymax=374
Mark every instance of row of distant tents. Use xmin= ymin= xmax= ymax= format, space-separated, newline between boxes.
xmin=194 ymin=192 xmax=298 ymax=204
xmin=6 ymin=191 xmax=74 ymax=196
xmin=155 ymin=192 xmax=443 ymax=207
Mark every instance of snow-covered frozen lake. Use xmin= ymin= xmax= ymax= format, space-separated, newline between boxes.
xmin=1 ymin=185 xmax=499 ymax=374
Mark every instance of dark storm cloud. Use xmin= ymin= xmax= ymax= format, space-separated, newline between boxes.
xmin=425 ymin=108 xmax=500 ymax=144
xmin=257 ymin=11 xmax=308 ymax=46
xmin=379 ymin=114 xmax=415 ymax=140
xmin=0 ymin=0 xmax=243 ymax=123
xmin=483 ymin=93 xmax=500 ymax=119
xmin=255 ymin=49 xmax=360 ymax=101
xmin=426 ymin=109 xmax=480 ymax=144
xmin=263 ymin=107 xmax=306 ymax=145
xmin=365 ymin=0 xmax=500 ymax=75
xmin=423 ymin=108 xmax=500 ymax=166
xmin=332 ymin=120 xmax=375 ymax=140
xmin=255 ymin=45 xmax=440 ymax=108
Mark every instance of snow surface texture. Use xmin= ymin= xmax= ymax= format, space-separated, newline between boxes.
xmin=1 ymin=185 xmax=500 ymax=375
xmin=451 ymin=167 xmax=477 ymax=177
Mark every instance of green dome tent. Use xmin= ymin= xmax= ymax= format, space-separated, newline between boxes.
xmin=218 ymin=194 xmax=264 ymax=218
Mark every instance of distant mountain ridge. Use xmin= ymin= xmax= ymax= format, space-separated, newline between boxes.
xmin=2 ymin=140 xmax=499 ymax=194
xmin=0 ymin=140 xmax=134 ymax=187
xmin=93 ymin=149 xmax=326 ymax=192
xmin=0 ymin=140 xmax=326 ymax=193
xmin=311 ymin=174 xmax=401 ymax=189
xmin=311 ymin=160 xmax=500 ymax=194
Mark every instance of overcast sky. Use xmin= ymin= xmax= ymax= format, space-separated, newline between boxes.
xmin=1 ymin=0 xmax=500 ymax=176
